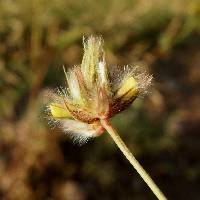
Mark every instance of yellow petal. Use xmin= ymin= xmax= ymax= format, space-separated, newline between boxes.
xmin=116 ymin=77 xmax=139 ymax=101
xmin=49 ymin=103 xmax=71 ymax=118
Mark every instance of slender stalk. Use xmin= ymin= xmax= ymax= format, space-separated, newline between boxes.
xmin=100 ymin=119 xmax=167 ymax=200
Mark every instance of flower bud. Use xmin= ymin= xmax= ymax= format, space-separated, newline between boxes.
xmin=116 ymin=76 xmax=139 ymax=101
xmin=81 ymin=36 xmax=103 ymax=88
xmin=49 ymin=103 xmax=71 ymax=118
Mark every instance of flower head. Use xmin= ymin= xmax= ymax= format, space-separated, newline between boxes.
xmin=47 ymin=36 xmax=152 ymax=144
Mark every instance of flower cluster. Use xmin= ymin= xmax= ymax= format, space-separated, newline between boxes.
xmin=47 ymin=36 xmax=152 ymax=144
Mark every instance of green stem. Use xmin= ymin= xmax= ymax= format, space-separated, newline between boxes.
xmin=100 ymin=119 xmax=167 ymax=200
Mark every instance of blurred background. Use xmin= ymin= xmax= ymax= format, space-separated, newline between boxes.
xmin=0 ymin=0 xmax=200 ymax=199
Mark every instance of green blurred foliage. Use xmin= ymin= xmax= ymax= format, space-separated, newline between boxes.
xmin=0 ymin=0 xmax=200 ymax=199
